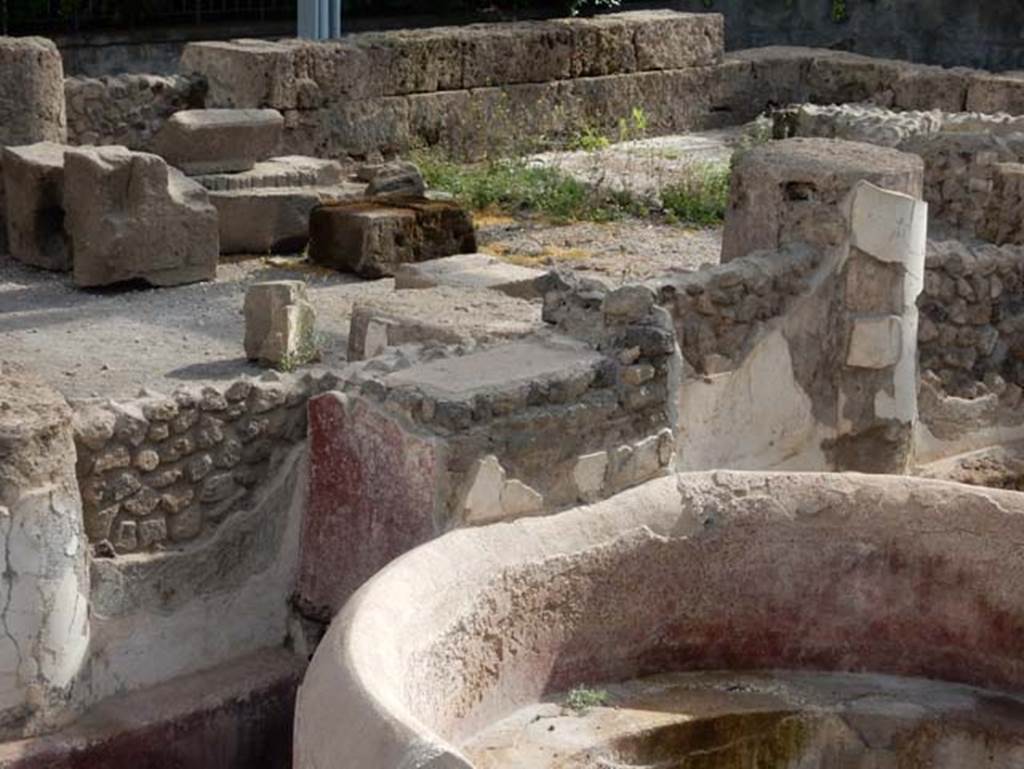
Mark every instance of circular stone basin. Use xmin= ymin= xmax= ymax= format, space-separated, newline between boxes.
xmin=464 ymin=670 xmax=1024 ymax=769
xmin=294 ymin=471 xmax=1024 ymax=769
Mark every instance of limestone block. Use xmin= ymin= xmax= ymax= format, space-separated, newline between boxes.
xmin=393 ymin=253 xmax=548 ymax=299
xmin=365 ymin=160 xmax=425 ymax=199
xmin=64 ymin=146 xmax=219 ymax=288
xmin=210 ymin=183 xmax=364 ymax=255
xmin=309 ymin=198 xmax=477 ymax=279
xmin=966 ymin=73 xmax=1024 ymax=115
xmin=458 ymin=455 xmax=545 ymax=525
xmin=0 ymin=37 xmax=66 ymax=146
xmin=346 ymin=286 xmax=540 ymax=361
xmin=2 ymin=141 xmax=68 ymax=271
xmin=180 ymin=39 xmax=302 ymax=109
xmin=151 ymin=109 xmax=284 ymax=175
xmin=573 ymin=451 xmax=608 ymax=503
xmin=723 ymin=138 xmax=924 ymax=262
xmin=849 ymin=181 xmax=928 ymax=266
xmin=244 ymin=281 xmax=318 ymax=367
xmin=627 ymin=10 xmax=724 ymax=71
xmin=847 ymin=316 xmax=903 ymax=369
xmin=193 ymin=156 xmax=344 ymax=192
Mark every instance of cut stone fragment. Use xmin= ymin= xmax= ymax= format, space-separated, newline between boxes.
xmin=308 ymin=198 xmax=477 ymax=278
xmin=192 ymin=155 xmax=344 ymax=192
xmin=210 ymin=183 xmax=365 ymax=255
xmin=347 ymin=286 xmax=541 ymax=360
xmin=244 ymin=280 xmax=318 ymax=367
xmin=150 ymin=108 xmax=284 ymax=175
xmin=394 ymin=252 xmax=549 ymax=299
xmin=365 ymin=160 xmax=426 ymax=199
xmin=2 ymin=141 xmax=68 ymax=271
xmin=64 ymin=146 xmax=219 ymax=287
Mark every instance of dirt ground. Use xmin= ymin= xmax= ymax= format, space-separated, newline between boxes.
xmin=0 ymin=217 xmax=723 ymax=399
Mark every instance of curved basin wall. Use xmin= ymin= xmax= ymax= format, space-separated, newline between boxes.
xmin=295 ymin=471 xmax=1024 ymax=769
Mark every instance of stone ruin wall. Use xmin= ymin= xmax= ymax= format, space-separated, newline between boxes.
xmin=652 ymin=244 xmax=820 ymax=376
xmin=919 ymin=241 xmax=1024 ymax=403
xmin=72 ymin=373 xmax=322 ymax=556
xmin=64 ymin=73 xmax=206 ymax=150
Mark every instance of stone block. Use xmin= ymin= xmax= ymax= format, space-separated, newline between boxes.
xmin=346 ymin=286 xmax=541 ymax=361
xmin=459 ymin=21 xmax=574 ymax=89
xmin=64 ymin=146 xmax=219 ymax=288
xmin=847 ymin=315 xmax=903 ymax=369
xmin=193 ymin=155 xmax=343 ymax=192
xmin=180 ymin=39 xmax=302 ymax=109
xmin=0 ymin=37 xmax=66 ymax=146
xmin=966 ymin=73 xmax=1024 ymax=115
xmin=365 ymin=160 xmax=425 ymax=199
xmin=2 ymin=141 xmax=68 ymax=271
xmin=244 ymin=281 xmax=318 ymax=367
xmin=309 ymin=198 xmax=477 ymax=279
xmin=628 ymin=10 xmax=724 ymax=71
xmin=723 ymin=138 xmax=924 ymax=262
xmin=394 ymin=253 xmax=548 ymax=299
xmin=151 ymin=108 xmax=284 ymax=175
xmin=210 ymin=183 xmax=364 ymax=255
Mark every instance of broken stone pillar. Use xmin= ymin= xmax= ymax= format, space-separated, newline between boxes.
xmin=150 ymin=109 xmax=284 ymax=175
xmin=831 ymin=181 xmax=928 ymax=473
xmin=722 ymin=138 xmax=924 ymax=262
xmin=0 ymin=363 xmax=89 ymax=739
xmin=308 ymin=198 xmax=477 ymax=278
xmin=2 ymin=142 xmax=68 ymax=271
xmin=63 ymin=146 xmax=219 ymax=287
xmin=244 ymin=281 xmax=318 ymax=367
xmin=0 ymin=36 xmax=67 ymax=256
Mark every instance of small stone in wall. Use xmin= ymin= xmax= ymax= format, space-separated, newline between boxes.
xmin=573 ymin=451 xmax=608 ymax=503
xmin=244 ymin=281 xmax=319 ymax=369
xmin=114 ymin=520 xmax=137 ymax=551
xmin=138 ymin=517 xmax=167 ymax=549
xmin=167 ymin=506 xmax=202 ymax=542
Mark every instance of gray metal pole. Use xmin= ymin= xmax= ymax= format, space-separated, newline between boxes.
xmin=297 ymin=0 xmax=342 ymax=39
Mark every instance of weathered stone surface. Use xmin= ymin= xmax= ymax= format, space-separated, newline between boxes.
xmin=63 ymin=146 xmax=219 ymax=287
xmin=297 ymin=392 xmax=443 ymax=618
xmin=296 ymin=471 xmax=1024 ymax=769
xmin=393 ymin=252 xmax=549 ymax=299
xmin=150 ymin=108 xmax=284 ymax=175
xmin=0 ymin=37 xmax=66 ymax=146
xmin=244 ymin=281 xmax=318 ymax=367
xmin=365 ymin=160 xmax=425 ymax=199
xmin=308 ymin=198 xmax=477 ymax=278
xmin=210 ymin=182 xmax=364 ymax=255
xmin=723 ymin=138 xmax=924 ymax=262
xmin=0 ymin=363 xmax=89 ymax=738
xmin=346 ymin=286 xmax=541 ymax=361
xmin=2 ymin=141 xmax=68 ymax=271
xmin=193 ymin=155 xmax=343 ymax=192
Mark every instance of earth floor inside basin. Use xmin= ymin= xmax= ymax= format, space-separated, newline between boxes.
xmin=462 ymin=670 xmax=1024 ymax=769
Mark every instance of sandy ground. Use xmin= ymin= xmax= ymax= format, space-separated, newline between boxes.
xmin=1 ymin=217 xmax=722 ymax=400
xmin=1 ymin=124 xmax=729 ymax=400
xmin=528 ymin=128 xmax=745 ymax=202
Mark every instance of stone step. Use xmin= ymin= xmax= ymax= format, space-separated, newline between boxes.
xmin=194 ymin=155 xmax=344 ymax=192
xmin=394 ymin=252 xmax=550 ymax=300
xmin=347 ymin=286 xmax=542 ymax=361
xmin=151 ymin=108 xmax=283 ymax=175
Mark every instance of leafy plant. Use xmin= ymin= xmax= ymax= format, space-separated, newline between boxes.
xmin=661 ymin=161 xmax=731 ymax=227
xmin=567 ymin=0 xmax=621 ymax=17
xmin=565 ymin=686 xmax=610 ymax=712
xmin=831 ymin=0 xmax=848 ymax=22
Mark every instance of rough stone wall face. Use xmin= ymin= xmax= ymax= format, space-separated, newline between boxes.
xmin=900 ymin=132 xmax=1024 ymax=238
xmin=919 ymin=240 xmax=1024 ymax=402
xmin=72 ymin=374 xmax=315 ymax=556
xmin=651 ymin=244 xmax=820 ymax=375
xmin=64 ymin=74 xmax=206 ymax=150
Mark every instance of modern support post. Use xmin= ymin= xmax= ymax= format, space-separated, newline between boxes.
xmin=298 ymin=0 xmax=342 ymax=40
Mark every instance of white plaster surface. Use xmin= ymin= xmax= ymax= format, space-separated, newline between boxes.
xmin=847 ymin=315 xmax=903 ymax=369
xmin=676 ymin=330 xmax=830 ymax=471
